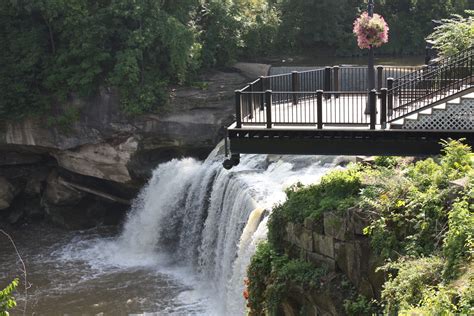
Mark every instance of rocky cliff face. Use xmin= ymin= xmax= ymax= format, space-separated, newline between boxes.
xmin=280 ymin=208 xmax=385 ymax=315
xmin=0 ymin=67 xmax=264 ymax=228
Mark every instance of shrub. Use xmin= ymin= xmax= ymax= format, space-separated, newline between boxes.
xmin=373 ymin=156 xmax=398 ymax=168
xmin=0 ymin=279 xmax=18 ymax=316
xmin=246 ymin=242 xmax=327 ymax=315
xmin=381 ymin=257 xmax=444 ymax=314
xmin=344 ymin=294 xmax=377 ymax=316
xmin=442 ymin=184 xmax=474 ymax=279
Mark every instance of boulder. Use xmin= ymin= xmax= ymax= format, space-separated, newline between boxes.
xmin=54 ymin=137 xmax=139 ymax=184
xmin=44 ymin=172 xmax=85 ymax=206
xmin=43 ymin=171 xmax=127 ymax=229
xmin=0 ymin=177 xmax=16 ymax=210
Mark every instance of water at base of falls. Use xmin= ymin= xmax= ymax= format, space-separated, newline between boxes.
xmin=0 ymin=153 xmax=347 ymax=315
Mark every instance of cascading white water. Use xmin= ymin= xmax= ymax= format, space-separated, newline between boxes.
xmin=112 ymin=150 xmax=347 ymax=315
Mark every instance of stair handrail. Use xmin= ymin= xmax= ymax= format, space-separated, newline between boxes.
xmin=387 ymin=47 xmax=473 ymax=122
xmin=391 ymin=51 xmax=473 ymax=92
xmin=393 ymin=46 xmax=474 ymax=84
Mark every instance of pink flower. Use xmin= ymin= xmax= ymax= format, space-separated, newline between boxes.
xmin=353 ymin=12 xmax=389 ymax=49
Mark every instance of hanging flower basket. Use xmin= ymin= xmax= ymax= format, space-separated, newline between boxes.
xmin=353 ymin=12 xmax=389 ymax=49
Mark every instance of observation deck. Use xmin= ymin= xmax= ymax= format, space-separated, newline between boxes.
xmin=224 ymin=48 xmax=474 ymax=168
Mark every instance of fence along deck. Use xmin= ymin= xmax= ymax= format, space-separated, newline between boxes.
xmin=224 ymin=48 xmax=474 ymax=168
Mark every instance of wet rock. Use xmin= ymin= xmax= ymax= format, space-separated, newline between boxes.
xmin=0 ymin=151 xmax=44 ymax=166
xmin=8 ymin=207 xmax=24 ymax=224
xmin=44 ymin=171 xmax=85 ymax=206
xmin=0 ymin=177 xmax=16 ymax=210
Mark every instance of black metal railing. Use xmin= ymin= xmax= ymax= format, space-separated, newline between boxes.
xmin=237 ymin=90 xmax=380 ymax=129
xmin=387 ymin=48 xmax=474 ymax=122
xmin=234 ymin=48 xmax=473 ymax=130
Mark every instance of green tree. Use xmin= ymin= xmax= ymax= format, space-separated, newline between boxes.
xmin=428 ymin=10 xmax=474 ymax=57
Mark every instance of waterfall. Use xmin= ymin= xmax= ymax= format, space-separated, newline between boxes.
xmin=115 ymin=150 xmax=346 ymax=315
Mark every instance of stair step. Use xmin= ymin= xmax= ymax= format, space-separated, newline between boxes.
xmin=406 ymin=114 xmax=418 ymax=121
xmin=433 ymin=103 xmax=446 ymax=110
xmin=420 ymin=109 xmax=432 ymax=115
xmin=462 ymin=92 xmax=474 ymax=99
xmin=447 ymin=98 xmax=461 ymax=104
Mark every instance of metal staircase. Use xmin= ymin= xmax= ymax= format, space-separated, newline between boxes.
xmin=387 ymin=47 xmax=473 ymax=128
xmin=391 ymin=92 xmax=474 ymax=130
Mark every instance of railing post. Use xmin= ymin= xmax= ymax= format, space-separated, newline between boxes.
xmin=292 ymin=71 xmax=299 ymax=105
xmin=260 ymin=76 xmax=267 ymax=110
xmin=380 ymin=88 xmax=387 ymax=129
xmin=317 ymin=90 xmax=323 ymax=129
xmin=248 ymin=82 xmax=254 ymax=119
xmin=333 ymin=66 xmax=340 ymax=99
xmin=235 ymin=90 xmax=242 ymax=128
xmin=369 ymin=89 xmax=377 ymax=130
xmin=324 ymin=67 xmax=332 ymax=99
xmin=377 ymin=66 xmax=384 ymax=91
xmin=265 ymin=90 xmax=272 ymax=129
xmin=387 ymin=77 xmax=394 ymax=116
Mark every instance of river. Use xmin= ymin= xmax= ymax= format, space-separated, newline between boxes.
xmin=1 ymin=153 xmax=348 ymax=315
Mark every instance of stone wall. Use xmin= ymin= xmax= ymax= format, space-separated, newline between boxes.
xmin=281 ymin=208 xmax=385 ymax=315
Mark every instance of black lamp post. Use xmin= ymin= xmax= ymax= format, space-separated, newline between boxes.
xmin=363 ymin=0 xmax=376 ymax=115
xmin=367 ymin=0 xmax=375 ymax=91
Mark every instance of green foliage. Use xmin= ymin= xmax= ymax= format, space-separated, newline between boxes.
xmin=0 ymin=0 xmax=199 ymax=118
xmin=360 ymin=140 xmax=474 ymax=313
xmin=247 ymin=242 xmax=274 ymax=315
xmin=442 ymin=183 xmax=474 ymax=279
xmin=46 ymin=106 xmax=80 ymax=132
xmin=0 ymin=279 xmax=18 ymax=316
xmin=376 ymin=0 xmax=469 ymax=55
xmin=276 ymin=0 xmax=359 ymax=54
xmin=247 ymin=242 xmax=327 ymax=315
xmin=381 ymin=259 xmax=474 ymax=314
xmin=362 ymin=140 xmax=473 ymax=259
xmin=1 ymin=1 xmax=470 ymax=120
xmin=381 ymin=257 xmax=444 ymax=313
xmin=281 ymin=168 xmax=361 ymax=223
xmin=198 ymin=1 xmax=241 ymax=68
xmin=267 ymin=168 xmax=361 ymax=252
xmin=344 ymin=294 xmax=377 ymax=316
xmin=428 ymin=10 xmax=474 ymax=57
xmin=252 ymin=140 xmax=474 ymax=315
xmin=440 ymin=138 xmax=474 ymax=180
xmin=373 ymin=156 xmax=398 ymax=168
